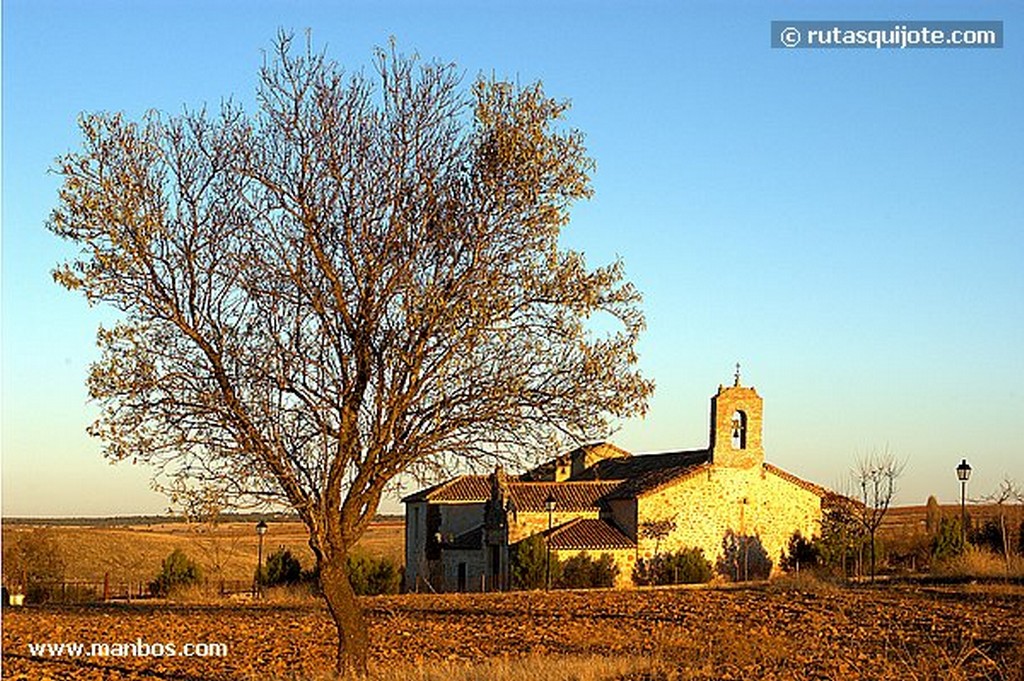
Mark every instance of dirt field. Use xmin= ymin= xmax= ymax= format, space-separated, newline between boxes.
xmin=1 ymin=520 xmax=404 ymax=585
xmin=3 ymin=583 xmax=1021 ymax=680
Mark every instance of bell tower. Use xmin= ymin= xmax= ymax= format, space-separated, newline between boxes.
xmin=709 ymin=365 xmax=764 ymax=468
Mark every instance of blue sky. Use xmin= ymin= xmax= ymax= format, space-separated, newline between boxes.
xmin=3 ymin=1 xmax=1021 ymax=516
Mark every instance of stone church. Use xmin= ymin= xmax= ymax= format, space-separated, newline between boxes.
xmin=403 ymin=373 xmax=826 ymax=591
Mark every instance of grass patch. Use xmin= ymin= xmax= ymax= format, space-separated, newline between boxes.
xmin=934 ymin=548 xmax=1024 ymax=580
xmin=282 ymin=654 xmax=671 ymax=681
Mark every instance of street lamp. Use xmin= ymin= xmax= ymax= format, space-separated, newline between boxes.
xmin=545 ymin=493 xmax=557 ymax=590
xmin=255 ymin=520 xmax=268 ymax=598
xmin=956 ymin=459 xmax=971 ymax=547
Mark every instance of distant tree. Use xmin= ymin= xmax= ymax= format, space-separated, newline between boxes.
xmin=47 ymin=33 xmax=652 ymax=676
xmin=510 ymin=535 xmax=561 ymax=590
xmin=2 ymin=529 xmax=66 ymax=603
xmin=978 ymin=478 xmax=1024 ymax=574
xmin=717 ymin=531 xmax=772 ymax=581
xmin=925 ymin=495 xmax=942 ymax=536
xmin=780 ymin=531 xmax=820 ymax=573
xmin=815 ymin=492 xmax=861 ymax=579
xmin=852 ymin=449 xmax=905 ymax=581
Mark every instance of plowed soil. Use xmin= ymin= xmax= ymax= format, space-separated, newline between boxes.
xmin=3 ymin=584 xmax=1021 ymax=680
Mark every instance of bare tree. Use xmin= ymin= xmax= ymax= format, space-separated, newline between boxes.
xmin=852 ymin=448 xmax=905 ymax=581
xmin=979 ymin=477 xmax=1024 ymax=575
xmin=47 ymin=34 xmax=653 ymax=675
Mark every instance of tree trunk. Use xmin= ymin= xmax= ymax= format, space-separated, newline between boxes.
xmin=319 ymin=551 xmax=369 ymax=678
xmin=869 ymin=530 xmax=876 ymax=582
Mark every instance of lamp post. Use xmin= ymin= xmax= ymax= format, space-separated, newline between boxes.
xmin=544 ymin=493 xmax=557 ymax=590
xmin=956 ymin=459 xmax=971 ymax=547
xmin=255 ymin=520 xmax=268 ymax=598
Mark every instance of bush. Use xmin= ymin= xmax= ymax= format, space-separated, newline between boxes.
xmin=150 ymin=549 xmax=202 ymax=596
xmin=510 ymin=535 xmax=561 ymax=590
xmin=557 ymin=552 xmax=618 ymax=589
xmin=931 ymin=517 xmax=965 ymax=561
xmin=633 ymin=547 xmax=712 ymax=586
xmin=262 ymin=547 xmax=303 ymax=586
xmin=346 ymin=554 xmax=401 ymax=596
xmin=780 ymin=531 xmax=820 ymax=573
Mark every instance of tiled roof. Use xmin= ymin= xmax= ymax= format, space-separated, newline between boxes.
xmin=401 ymin=475 xmax=491 ymax=503
xmin=547 ymin=518 xmax=636 ymax=550
xmin=763 ymin=463 xmax=828 ymax=497
xmin=520 ymin=442 xmax=634 ymax=482
xmin=578 ymin=449 xmax=711 ymax=481
xmin=604 ymin=460 xmax=712 ymax=500
xmin=506 ymin=481 xmax=621 ymax=512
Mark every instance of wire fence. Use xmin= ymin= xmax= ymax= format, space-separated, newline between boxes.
xmin=4 ymin=577 xmax=258 ymax=604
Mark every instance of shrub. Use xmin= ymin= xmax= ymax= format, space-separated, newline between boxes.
xmin=780 ymin=531 xmax=820 ymax=573
xmin=970 ymin=519 xmax=1005 ymax=554
xmin=150 ymin=549 xmax=202 ymax=596
xmin=931 ymin=517 xmax=965 ymax=561
xmin=557 ymin=552 xmax=618 ymax=589
xmin=510 ymin=535 xmax=561 ymax=590
xmin=633 ymin=547 xmax=712 ymax=586
xmin=346 ymin=554 xmax=401 ymax=596
xmin=262 ymin=547 xmax=303 ymax=586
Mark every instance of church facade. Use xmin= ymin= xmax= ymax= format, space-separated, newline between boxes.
xmin=403 ymin=375 xmax=826 ymax=592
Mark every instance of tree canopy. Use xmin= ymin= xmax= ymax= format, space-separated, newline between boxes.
xmin=48 ymin=34 xmax=652 ymax=675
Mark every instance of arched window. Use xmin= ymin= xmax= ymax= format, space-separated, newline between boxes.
xmin=731 ymin=410 xmax=747 ymax=450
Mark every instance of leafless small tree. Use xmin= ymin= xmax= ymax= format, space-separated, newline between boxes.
xmin=47 ymin=33 xmax=653 ymax=675
xmin=852 ymin=448 xmax=905 ymax=581
xmin=979 ymin=477 xmax=1024 ymax=574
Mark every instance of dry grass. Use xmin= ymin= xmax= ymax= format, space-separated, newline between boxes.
xmin=766 ymin=570 xmax=842 ymax=594
xmin=328 ymin=654 xmax=671 ymax=681
xmin=934 ymin=548 xmax=1024 ymax=580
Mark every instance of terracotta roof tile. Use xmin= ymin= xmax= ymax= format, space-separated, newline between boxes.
xmin=578 ymin=449 xmax=710 ymax=481
xmin=548 ymin=518 xmax=636 ymax=550
xmin=605 ymin=462 xmax=711 ymax=499
xmin=401 ymin=475 xmax=491 ymax=503
xmin=507 ymin=482 xmax=620 ymax=512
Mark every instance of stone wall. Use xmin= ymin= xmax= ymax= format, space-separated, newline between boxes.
xmin=404 ymin=501 xmax=428 ymax=587
xmin=637 ymin=464 xmax=821 ymax=576
xmin=440 ymin=503 xmax=486 ymax=538
xmin=441 ymin=548 xmax=488 ymax=592
xmin=507 ymin=509 xmax=600 ymax=544
xmin=710 ymin=384 xmax=764 ymax=468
